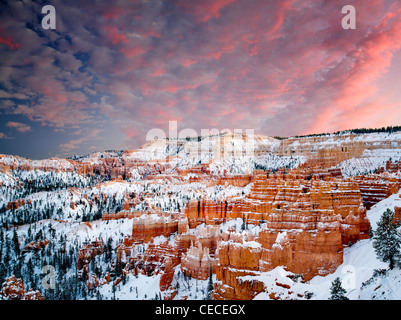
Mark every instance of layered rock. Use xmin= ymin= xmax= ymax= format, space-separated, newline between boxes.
xmin=352 ymin=173 xmax=401 ymax=209
xmin=212 ymin=172 xmax=370 ymax=299
xmin=130 ymin=213 xmax=179 ymax=243
xmin=213 ymin=231 xmax=264 ymax=300
xmin=184 ymin=199 xmax=237 ymax=228
xmin=87 ymin=272 xmax=110 ymax=291
xmin=160 ymin=257 xmax=175 ymax=292
xmin=394 ymin=206 xmax=401 ymax=224
xmin=277 ymin=132 xmax=401 ymax=167
xmin=386 ymin=160 xmax=401 ymax=173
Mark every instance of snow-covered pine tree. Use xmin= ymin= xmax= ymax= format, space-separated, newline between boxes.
xmin=372 ymin=208 xmax=401 ymax=270
xmin=206 ymin=268 xmax=214 ymax=300
xmin=329 ymin=277 xmax=349 ymax=300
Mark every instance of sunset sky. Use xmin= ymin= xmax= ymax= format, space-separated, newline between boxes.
xmin=1 ymin=0 xmax=401 ymax=159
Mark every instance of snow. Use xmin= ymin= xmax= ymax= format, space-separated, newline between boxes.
xmin=366 ymin=191 xmax=401 ymax=231
xmin=219 ymin=218 xmax=244 ymax=233
xmin=243 ymin=241 xmax=261 ymax=249
xmin=98 ymin=273 xmax=162 ymax=300
xmin=272 ymin=231 xmax=287 ymax=249
xmin=14 ymin=218 xmax=134 ymax=246
xmin=0 ymin=170 xmax=18 ymax=187
xmin=172 ymin=266 xmax=215 ymax=300
xmin=336 ymin=149 xmax=401 ymax=177
xmin=152 ymin=235 xmax=168 ymax=245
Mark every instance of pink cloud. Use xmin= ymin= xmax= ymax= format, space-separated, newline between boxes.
xmin=176 ymin=0 xmax=235 ymax=23
xmin=308 ymin=4 xmax=401 ymax=134
xmin=104 ymin=26 xmax=130 ymax=45
xmin=6 ymin=121 xmax=31 ymax=133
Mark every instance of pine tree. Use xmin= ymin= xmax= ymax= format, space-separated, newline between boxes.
xmin=368 ymin=226 xmax=374 ymax=239
xmin=0 ymin=262 xmax=6 ymax=286
xmin=27 ymin=224 xmax=32 ymax=243
xmin=12 ymin=227 xmax=20 ymax=256
xmin=372 ymin=209 xmax=401 ymax=270
xmin=329 ymin=277 xmax=349 ymax=300
xmin=206 ymin=268 xmax=214 ymax=300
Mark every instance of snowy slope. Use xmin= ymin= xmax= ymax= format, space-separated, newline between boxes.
xmin=337 ymin=149 xmax=401 ymax=177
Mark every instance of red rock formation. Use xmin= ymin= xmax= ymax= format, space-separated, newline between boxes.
xmin=77 ymin=239 xmax=104 ymax=271
xmin=87 ymin=272 xmax=110 ymax=290
xmin=181 ymin=243 xmax=216 ymax=280
xmin=174 ymin=233 xmax=197 ymax=259
xmin=213 ymin=231 xmax=263 ymax=300
xmin=131 ymin=213 xmax=179 ymax=243
xmin=184 ymin=199 xmax=236 ymax=228
xmin=1 ymin=275 xmax=44 ymax=300
xmin=352 ymin=173 xmax=401 ymax=209
xmin=21 ymin=239 xmax=49 ymax=254
xmin=394 ymin=207 xmax=401 ymax=224
xmin=160 ymin=257 xmax=175 ymax=292
xmin=2 ymin=131 xmax=399 ymax=301
xmin=386 ymin=160 xmax=401 ymax=173
xmin=131 ymin=240 xmax=179 ymax=277
xmin=212 ymin=172 xmax=370 ymax=299
xmin=6 ymin=199 xmax=26 ymax=211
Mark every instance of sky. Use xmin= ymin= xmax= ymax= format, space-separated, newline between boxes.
xmin=0 ymin=0 xmax=401 ymax=159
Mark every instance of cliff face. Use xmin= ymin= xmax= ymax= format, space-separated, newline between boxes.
xmin=352 ymin=173 xmax=401 ymax=209
xmin=210 ymin=172 xmax=371 ymax=299
xmin=130 ymin=213 xmax=179 ymax=243
xmin=184 ymin=199 xmax=236 ymax=228
xmin=114 ymin=166 xmax=371 ymax=300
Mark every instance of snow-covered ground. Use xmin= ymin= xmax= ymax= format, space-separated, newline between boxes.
xmin=337 ymin=149 xmax=401 ymax=177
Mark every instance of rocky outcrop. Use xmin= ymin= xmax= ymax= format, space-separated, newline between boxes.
xmin=184 ymin=199 xmax=237 ymax=228
xmin=386 ymin=160 xmax=401 ymax=173
xmin=87 ymin=272 xmax=110 ymax=291
xmin=213 ymin=231 xmax=264 ymax=300
xmin=77 ymin=240 xmax=104 ymax=271
xmin=1 ymin=275 xmax=44 ymax=300
xmin=1 ymin=130 xmax=400 ymax=301
xmin=181 ymin=243 xmax=216 ymax=280
xmin=277 ymin=133 xmax=401 ymax=167
xmin=21 ymin=239 xmax=49 ymax=255
xmin=394 ymin=206 xmax=401 ymax=224
xmin=160 ymin=257 xmax=175 ymax=292
xmin=131 ymin=213 xmax=179 ymax=243
xmin=6 ymin=199 xmax=30 ymax=211
xmin=352 ymin=173 xmax=401 ymax=209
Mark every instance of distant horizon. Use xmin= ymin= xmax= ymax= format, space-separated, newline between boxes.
xmin=1 ymin=124 xmax=400 ymax=160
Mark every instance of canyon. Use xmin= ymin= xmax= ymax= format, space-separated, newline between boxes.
xmin=0 ymin=129 xmax=401 ymax=300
